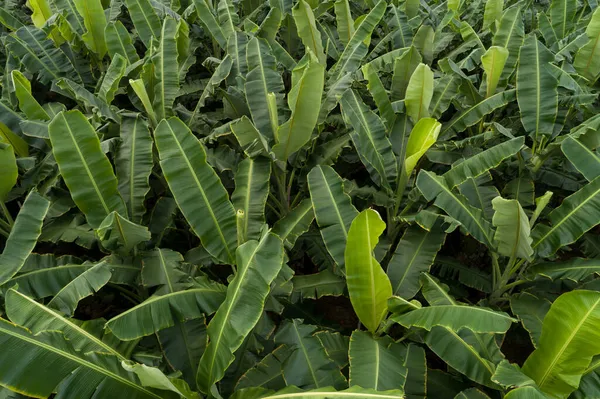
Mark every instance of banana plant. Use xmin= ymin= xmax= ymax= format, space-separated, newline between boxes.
xmin=1 ymin=0 xmax=600 ymax=398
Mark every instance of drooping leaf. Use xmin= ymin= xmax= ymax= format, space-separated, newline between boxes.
xmin=105 ymin=278 xmax=227 ymax=340
xmin=394 ymin=305 xmax=515 ymax=334
xmin=6 ymin=288 xmax=125 ymax=357
xmin=272 ymin=199 xmax=314 ymax=249
xmin=46 ymin=262 xmax=112 ymax=316
xmin=510 ymin=292 xmax=551 ymax=348
xmin=0 ymin=319 xmax=170 ymax=399
xmin=345 ymin=209 xmax=392 ymax=333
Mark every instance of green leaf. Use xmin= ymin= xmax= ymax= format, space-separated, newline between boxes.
xmin=328 ymin=0 xmax=386 ymax=83
xmin=232 ymin=158 xmax=271 ymax=243
xmin=74 ymin=0 xmax=108 ymax=57
xmin=345 ymin=209 xmax=393 ymax=333
xmin=290 ymin=268 xmax=346 ymax=301
xmin=0 ymin=143 xmax=17 ymax=202
xmin=561 ymin=136 xmax=600 ymax=182
xmin=308 ymin=165 xmax=358 ymax=271
xmin=10 ymin=70 xmax=50 ymax=121
xmin=6 ymin=288 xmax=125 ymax=357
xmin=391 ymin=46 xmax=421 ymax=102
xmin=549 ymin=0 xmax=576 ymax=40
xmin=492 ymin=360 xmax=536 ymax=389
xmin=152 ymin=17 xmax=180 ymax=121
xmin=516 ymin=36 xmax=558 ymax=143
xmin=193 ymin=0 xmax=227 ymax=49
xmin=531 ymin=175 xmax=600 ymax=258
xmin=235 ymin=345 xmax=290 ymax=391
xmin=158 ymin=318 xmax=207 ymax=388
xmin=105 ymin=278 xmax=227 ymax=340
xmin=455 ymin=388 xmax=492 ymax=399
xmin=244 ymin=37 xmax=284 ymax=142
xmin=49 ymin=110 xmax=127 ymax=229
xmin=492 ymin=196 xmax=533 ymax=261
xmin=340 ymin=89 xmax=397 ymax=190
xmin=0 ymin=319 xmax=168 ymax=399
xmin=443 ymin=137 xmax=524 ymax=189
xmin=274 ymin=319 xmax=346 ymax=390
xmin=510 ymin=293 xmax=551 ymax=348
xmin=362 ymin=63 xmax=395 ymax=130
xmin=272 ymin=199 xmax=315 ymax=249
xmin=504 ymin=387 xmax=547 ymax=399
xmin=46 ymin=262 xmax=112 ymax=316
xmin=197 ymin=232 xmax=284 ymax=393
xmin=248 ymin=386 xmax=404 ymax=398
xmin=426 ymin=326 xmax=499 ymax=388
xmin=105 ymin=21 xmax=140 ymax=65
xmin=124 ymin=0 xmax=161 ymax=47
xmin=387 ymin=223 xmax=446 ymax=298
xmin=574 ymin=8 xmax=600 ymax=80
xmin=230 ymin=116 xmax=269 ymax=158
xmin=155 ymin=117 xmax=237 ymax=264
xmin=273 ymin=50 xmax=324 ymax=162
xmin=96 ymin=211 xmax=151 ymax=253
xmin=529 ymin=258 xmax=600 ymax=283
xmin=405 ymin=63 xmax=434 ymax=122
xmin=417 ymin=171 xmax=495 ymax=248
xmin=293 ymin=0 xmax=325 ymax=64
xmin=188 ymin=55 xmax=233 ymax=127
xmin=116 ymin=115 xmax=153 ymax=224
xmin=481 ymin=46 xmax=509 ymax=98
xmin=334 ymin=0 xmax=354 ymax=46
xmin=99 ymin=54 xmax=127 ymax=104
xmin=394 ymin=305 xmax=515 ymax=333
xmin=5 ymin=26 xmax=80 ymax=85
xmin=404 ymin=117 xmax=441 ymax=178
xmin=349 ymin=331 xmax=406 ymax=390
xmin=483 ymin=0 xmax=503 ymax=30
xmin=441 ymin=89 xmax=516 ymax=138
xmin=0 ymin=192 xmax=50 ymax=285
xmin=522 ymin=290 xmax=600 ymax=398
xmin=403 ymin=343 xmax=427 ymax=399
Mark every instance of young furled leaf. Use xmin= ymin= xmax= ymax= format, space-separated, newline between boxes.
xmin=345 ymin=209 xmax=393 ymax=333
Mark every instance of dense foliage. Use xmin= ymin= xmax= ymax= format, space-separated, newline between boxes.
xmin=1 ymin=0 xmax=600 ymax=397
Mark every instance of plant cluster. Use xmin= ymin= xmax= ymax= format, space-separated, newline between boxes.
xmin=0 ymin=0 xmax=600 ymax=398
